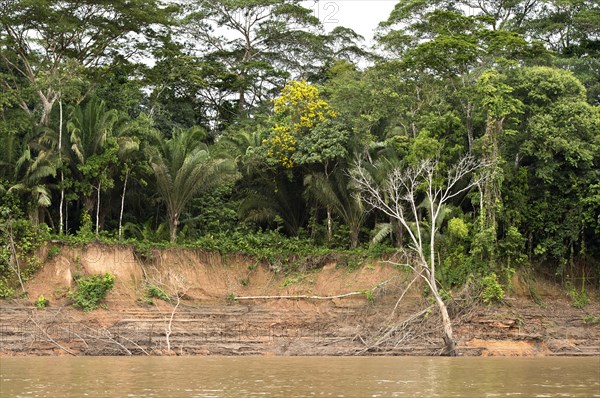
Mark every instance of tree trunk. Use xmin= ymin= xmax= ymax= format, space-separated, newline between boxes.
xmin=58 ymin=98 xmax=64 ymax=235
xmin=238 ymin=33 xmax=253 ymax=114
xmin=95 ymin=180 xmax=101 ymax=237
xmin=431 ymin=284 xmax=457 ymax=356
xmin=169 ymin=212 xmax=179 ymax=243
xmin=391 ymin=217 xmax=403 ymax=247
xmin=350 ymin=226 xmax=359 ymax=249
xmin=466 ymin=102 xmax=474 ymax=153
xmin=326 ymin=207 xmax=333 ymax=243
xmin=438 ymin=297 xmax=457 ymax=356
xmin=28 ymin=203 xmax=40 ymax=226
xmin=38 ymin=91 xmax=56 ymax=126
xmin=44 ymin=208 xmax=55 ymax=230
xmin=83 ymin=195 xmax=94 ymax=217
xmin=118 ymin=169 xmax=129 ymax=240
xmin=238 ymin=84 xmax=246 ymax=114
xmin=481 ymin=117 xmax=503 ymax=233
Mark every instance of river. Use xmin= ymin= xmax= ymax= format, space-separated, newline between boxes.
xmin=1 ymin=356 xmax=599 ymax=397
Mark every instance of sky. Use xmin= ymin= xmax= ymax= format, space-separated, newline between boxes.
xmin=301 ymin=0 xmax=398 ymax=43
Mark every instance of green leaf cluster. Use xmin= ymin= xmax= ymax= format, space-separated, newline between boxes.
xmin=69 ymin=273 xmax=115 ymax=312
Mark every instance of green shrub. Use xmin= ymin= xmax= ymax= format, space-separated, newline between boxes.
xmin=499 ymin=227 xmax=527 ymax=268
xmin=226 ymin=292 xmax=236 ymax=304
xmin=338 ymin=254 xmax=363 ymax=271
xmin=442 ymin=252 xmax=471 ymax=286
xmin=447 ymin=218 xmax=469 ymax=239
xmin=35 ymin=295 xmax=49 ymax=308
xmin=145 ymin=285 xmax=169 ymax=302
xmin=76 ymin=211 xmax=95 ymax=241
xmin=0 ymin=216 xmax=50 ymax=286
xmin=70 ymin=273 xmax=115 ymax=311
xmin=481 ymin=273 xmax=504 ymax=304
xmin=280 ymin=274 xmax=304 ymax=288
xmin=0 ymin=278 xmax=14 ymax=299
xmin=194 ymin=230 xmax=331 ymax=265
xmin=363 ymin=289 xmax=375 ymax=303
xmin=366 ymin=244 xmax=396 ymax=259
xmin=567 ymin=282 xmax=590 ymax=309
xmin=21 ymin=257 xmax=43 ymax=281
xmin=470 ymin=226 xmax=497 ymax=272
xmin=47 ymin=246 xmax=61 ymax=261
xmin=583 ymin=315 xmax=600 ymax=325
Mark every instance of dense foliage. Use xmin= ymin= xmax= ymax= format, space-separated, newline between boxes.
xmin=1 ymin=0 xmax=598 ymax=298
xmin=69 ymin=273 xmax=115 ymax=312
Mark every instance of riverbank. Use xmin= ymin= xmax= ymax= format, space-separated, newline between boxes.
xmin=1 ymin=244 xmax=598 ymax=356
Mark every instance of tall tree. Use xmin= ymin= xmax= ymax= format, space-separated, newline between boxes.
xmin=523 ymin=0 xmax=600 ymax=54
xmin=145 ymin=41 xmax=216 ymax=134
xmin=148 ymin=127 xmax=237 ymax=242
xmin=305 ymin=169 xmax=367 ymax=248
xmin=353 ymin=155 xmax=490 ymax=355
xmin=463 ymin=0 xmax=541 ymax=31
xmin=8 ymin=143 xmax=57 ymax=225
xmin=378 ymin=5 xmax=547 ymax=152
xmin=264 ymin=80 xmax=338 ymax=168
xmin=475 ymin=69 xmax=522 ymax=234
xmin=0 ymin=0 xmax=176 ymax=125
xmin=67 ymin=98 xmax=123 ymax=234
xmin=184 ymin=0 xmax=324 ymax=115
xmin=505 ymin=67 xmax=600 ymax=266
xmin=114 ymin=124 xmax=142 ymax=241
xmin=238 ymin=171 xmax=307 ymax=236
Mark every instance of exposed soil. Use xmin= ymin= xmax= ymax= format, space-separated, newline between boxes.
xmin=1 ymin=244 xmax=599 ymax=357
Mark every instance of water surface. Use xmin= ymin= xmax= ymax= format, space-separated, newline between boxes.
xmin=1 ymin=356 xmax=599 ymax=397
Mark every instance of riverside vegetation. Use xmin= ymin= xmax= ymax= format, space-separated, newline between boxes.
xmin=0 ymin=0 xmax=598 ymax=356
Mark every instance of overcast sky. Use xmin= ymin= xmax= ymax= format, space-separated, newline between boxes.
xmin=302 ymin=1 xmax=397 ymax=43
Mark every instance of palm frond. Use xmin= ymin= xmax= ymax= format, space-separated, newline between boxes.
xmin=32 ymin=185 xmax=52 ymax=207
xmin=150 ymin=126 xmax=238 ymax=228
xmin=371 ymin=222 xmax=393 ymax=245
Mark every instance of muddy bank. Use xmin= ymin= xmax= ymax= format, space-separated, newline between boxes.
xmin=0 ymin=244 xmax=599 ymax=357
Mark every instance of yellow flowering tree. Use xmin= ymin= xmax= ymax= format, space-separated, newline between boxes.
xmin=266 ymin=124 xmax=296 ymax=169
xmin=265 ymin=80 xmax=338 ymax=168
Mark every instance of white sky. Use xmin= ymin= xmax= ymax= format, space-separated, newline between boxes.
xmin=302 ymin=0 xmax=397 ymax=43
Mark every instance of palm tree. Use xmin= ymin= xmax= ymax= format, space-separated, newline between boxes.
xmin=148 ymin=127 xmax=237 ymax=242
xmin=68 ymin=98 xmax=120 ymax=171
xmin=304 ymin=169 xmax=367 ymax=248
xmin=239 ymin=173 xmax=307 ymax=236
xmin=0 ymin=132 xmax=22 ymax=181
xmin=9 ymin=145 xmax=57 ymax=225
xmin=217 ymin=128 xmax=268 ymax=175
xmin=67 ymin=98 xmax=123 ymax=234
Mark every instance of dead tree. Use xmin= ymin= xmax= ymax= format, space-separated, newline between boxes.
xmin=352 ymin=155 xmax=489 ymax=355
xmin=145 ymin=271 xmax=188 ymax=354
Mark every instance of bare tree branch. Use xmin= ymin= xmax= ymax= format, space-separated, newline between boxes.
xmin=352 ymin=154 xmax=489 ymax=355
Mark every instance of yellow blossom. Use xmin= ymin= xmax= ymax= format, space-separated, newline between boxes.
xmin=265 ymin=80 xmax=338 ymax=168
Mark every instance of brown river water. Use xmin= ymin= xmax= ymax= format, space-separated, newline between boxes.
xmin=1 ymin=356 xmax=599 ymax=397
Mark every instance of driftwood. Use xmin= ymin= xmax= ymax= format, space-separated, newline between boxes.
xmin=356 ymin=305 xmax=435 ymax=355
xmin=234 ymin=291 xmax=364 ymax=301
xmin=27 ymin=313 xmax=77 ymax=356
